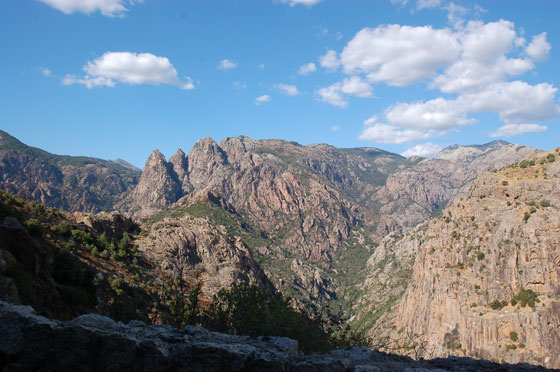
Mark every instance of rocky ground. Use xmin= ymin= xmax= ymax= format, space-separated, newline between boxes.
xmin=1 ymin=301 xmax=557 ymax=372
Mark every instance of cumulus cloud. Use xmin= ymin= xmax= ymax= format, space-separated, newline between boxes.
xmin=459 ymin=81 xmax=560 ymax=124
xmin=62 ymin=52 xmax=194 ymax=89
xmin=331 ymin=125 xmax=340 ymax=132
xmin=274 ymin=83 xmax=300 ymax=96
xmin=340 ymin=24 xmax=460 ymax=86
xmin=319 ymin=50 xmax=340 ymax=71
xmin=317 ymin=76 xmax=373 ymax=107
xmin=526 ymin=32 xmax=551 ymax=61
xmin=218 ymin=59 xmax=238 ymax=70
xmin=255 ymin=95 xmax=271 ymax=106
xmin=490 ymin=123 xmax=548 ymax=137
xmin=401 ymin=142 xmax=443 ymax=158
xmin=385 ymin=97 xmax=474 ymax=130
xmin=359 ymin=123 xmax=435 ymax=144
xmin=37 ymin=0 xmax=133 ymax=17
xmin=298 ymin=62 xmax=316 ymax=75
xmin=233 ymin=81 xmax=247 ymax=89
xmin=340 ymin=76 xmax=373 ymax=98
xmin=317 ymin=83 xmax=347 ymax=108
xmin=279 ymin=0 xmax=322 ymax=6
xmin=335 ymin=18 xmax=560 ymax=143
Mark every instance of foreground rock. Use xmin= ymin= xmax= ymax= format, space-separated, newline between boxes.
xmin=0 ymin=301 xmax=556 ymax=372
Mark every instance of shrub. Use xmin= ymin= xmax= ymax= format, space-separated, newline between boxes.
xmin=512 ymin=288 xmax=538 ymax=308
xmin=547 ymin=153 xmax=556 ymax=163
xmin=510 ymin=331 xmax=518 ymax=342
xmin=489 ymin=299 xmax=507 ymax=310
xmin=502 ymin=181 xmax=509 ymax=186
xmin=540 ymin=200 xmax=550 ymax=207
xmin=25 ymin=218 xmax=42 ymax=236
xmin=519 ymin=160 xmax=530 ymax=168
xmin=477 ymin=252 xmax=485 ymax=261
xmin=53 ymin=223 xmax=72 ymax=238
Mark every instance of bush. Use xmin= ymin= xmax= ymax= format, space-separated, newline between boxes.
xmin=547 ymin=153 xmax=556 ymax=163
xmin=489 ymin=299 xmax=507 ymax=310
xmin=510 ymin=331 xmax=518 ymax=342
xmin=52 ymin=223 xmax=72 ymax=238
xmin=502 ymin=181 xmax=508 ymax=186
xmin=25 ymin=218 xmax=42 ymax=236
xmin=512 ymin=288 xmax=538 ymax=308
xmin=477 ymin=252 xmax=485 ymax=261
xmin=540 ymin=200 xmax=550 ymax=207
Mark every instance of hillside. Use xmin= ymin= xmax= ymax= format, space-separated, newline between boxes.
xmin=0 ymin=130 xmax=140 ymax=212
xmin=357 ymin=148 xmax=560 ymax=368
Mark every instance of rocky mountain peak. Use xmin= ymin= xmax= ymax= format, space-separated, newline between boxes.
xmin=125 ymin=149 xmax=183 ymax=218
xmin=187 ymin=137 xmax=228 ymax=189
xmin=145 ymin=148 xmax=167 ymax=166
xmin=168 ymin=148 xmax=190 ymax=193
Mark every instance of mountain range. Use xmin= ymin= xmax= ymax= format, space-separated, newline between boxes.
xmin=1 ymin=129 xmax=558 ymax=368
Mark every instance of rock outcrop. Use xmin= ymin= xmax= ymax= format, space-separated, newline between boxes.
xmin=137 ymin=214 xmax=271 ymax=297
xmin=359 ymin=149 xmax=560 ymax=368
xmin=1 ymin=301 xmax=556 ymax=372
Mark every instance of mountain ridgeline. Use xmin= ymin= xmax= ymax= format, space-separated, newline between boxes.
xmin=3 ymin=129 xmax=559 ymax=368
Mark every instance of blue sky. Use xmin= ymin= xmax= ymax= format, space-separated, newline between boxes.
xmin=1 ymin=0 xmax=559 ymax=168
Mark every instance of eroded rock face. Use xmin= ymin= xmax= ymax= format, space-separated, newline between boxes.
xmin=364 ymin=150 xmax=560 ymax=368
xmin=0 ymin=301 xmax=555 ymax=372
xmin=137 ymin=215 xmax=270 ymax=296
xmin=124 ymin=149 xmax=183 ymax=218
xmin=73 ymin=211 xmax=136 ymax=239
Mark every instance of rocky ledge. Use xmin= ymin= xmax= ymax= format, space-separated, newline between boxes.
xmin=1 ymin=302 xmax=557 ymax=372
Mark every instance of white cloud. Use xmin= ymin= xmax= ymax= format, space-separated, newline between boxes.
xmin=490 ymin=123 xmax=547 ymax=137
xmin=526 ymin=32 xmax=551 ymax=61
xmin=317 ymin=83 xmax=347 ymax=108
xmin=62 ymin=51 xmax=194 ymax=89
xmin=218 ymin=59 xmax=238 ymax=70
xmin=37 ymin=0 xmax=132 ymax=17
xmin=40 ymin=67 xmax=52 ymax=77
xmin=259 ymin=64 xmax=265 ymax=70
xmin=359 ymin=123 xmax=435 ymax=144
xmin=255 ymin=95 xmax=271 ymax=106
xmin=416 ymin=0 xmax=442 ymax=10
xmin=331 ymin=125 xmax=340 ymax=132
xmin=340 ymin=76 xmax=373 ymax=98
xmin=274 ymin=83 xmax=300 ymax=96
xmin=319 ymin=50 xmax=340 ymax=71
xmin=340 ymin=24 xmax=460 ymax=86
xmin=385 ymin=98 xmax=474 ymax=130
xmin=401 ymin=142 xmax=443 ymax=158
xmin=459 ymin=81 xmax=560 ymax=124
xmin=233 ymin=81 xmax=247 ymax=89
xmin=280 ymin=0 xmax=322 ymax=6
xmin=317 ymin=76 xmax=373 ymax=107
xmin=298 ymin=62 xmax=316 ymax=75
xmin=445 ymin=2 xmax=468 ymax=29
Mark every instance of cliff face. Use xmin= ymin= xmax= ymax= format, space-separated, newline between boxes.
xmin=0 ymin=130 xmax=140 ymax=213
xmin=361 ymin=149 xmax=560 ymax=368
